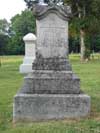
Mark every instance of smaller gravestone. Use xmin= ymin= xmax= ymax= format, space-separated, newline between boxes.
xmin=20 ymin=33 xmax=37 ymax=73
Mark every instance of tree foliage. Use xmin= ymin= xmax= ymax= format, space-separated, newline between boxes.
xmin=11 ymin=10 xmax=36 ymax=36
xmin=0 ymin=10 xmax=36 ymax=55
xmin=0 ymin=34 xmax=10 ymax=55
xmin=0 ymin=19 xmax=10 ymax=55
xmin=0 ymin=1 xmax=100 ymax=55
xmin=8 ymin=10 xmax=36 ymax=55
xmin=65 ymin=0 xmax=100 ymax=60
xmin=24 ymin=0 xmax=38 ymax=9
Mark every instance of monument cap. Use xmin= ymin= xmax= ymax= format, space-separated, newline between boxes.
xmin=23 ymin=33 xmax=37 ymax=41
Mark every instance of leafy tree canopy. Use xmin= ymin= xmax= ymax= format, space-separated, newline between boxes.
xmin=0 ymin=19 xmax=9 ymax=35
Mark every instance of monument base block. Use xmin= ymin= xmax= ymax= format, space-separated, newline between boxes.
xmin=13 ymin=94 xmax=90 ymax=122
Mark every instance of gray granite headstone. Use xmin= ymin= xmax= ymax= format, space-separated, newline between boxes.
xmin=13 ymin=4 xmax=90 ymax=122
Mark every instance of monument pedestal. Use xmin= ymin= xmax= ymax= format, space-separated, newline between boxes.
xmin=13 ymin=70 xmax=90 ymax=122
xmin=13 ymin=94 xmax=90 ymax=122
xmin=13 ymin=4 xmax=90 ymax=122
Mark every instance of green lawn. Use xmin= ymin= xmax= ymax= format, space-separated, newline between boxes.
xmin=0 ymin=55 xmax=100 ymax=133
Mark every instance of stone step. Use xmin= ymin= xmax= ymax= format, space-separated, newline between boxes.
xmin=27 ymin=70 xmax=73 ymax=79
xmin=19 ymin=73 xmax=81 ymax=94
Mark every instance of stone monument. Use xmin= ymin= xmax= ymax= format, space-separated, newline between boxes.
xmin=20 ymin=33 xmax=37 ymax=74
xmin=13 ymin=1 xmax=90 ymax=122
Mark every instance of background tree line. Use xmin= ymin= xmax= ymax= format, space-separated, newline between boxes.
xmin=0 ymin=10 xmax=36 ymax=55
xmin=0 ymin=0 xmax=100 ymax=61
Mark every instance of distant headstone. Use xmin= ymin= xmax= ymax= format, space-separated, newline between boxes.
xmin=20 ymin=33 xmax=36 ymax=73
xmin=13 ymin=4 xmax=90 ymax=122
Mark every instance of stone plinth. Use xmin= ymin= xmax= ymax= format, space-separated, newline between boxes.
xmin=13 ymin=4 xmax=90 ymax=123
xmin=18 ymin=72 xmax=80 ymax=94
xmin=13 ymin=94 xmax=90 ymax=122
xmin=20 ymin=33 xmax=37 ymax=74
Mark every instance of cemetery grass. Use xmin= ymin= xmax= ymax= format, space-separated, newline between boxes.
xmin=0 ymin=55 xmax=100 ymax=133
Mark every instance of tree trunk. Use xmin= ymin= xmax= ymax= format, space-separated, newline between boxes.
xmin=76 ymin=2 xmax=86 ymax=62
xmin=80 ymin=29 xmax=85 ymax=62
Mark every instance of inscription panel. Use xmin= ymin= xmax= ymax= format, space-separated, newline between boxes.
xmin=37 ymin=27 xmax=68 ymax=47
xmin=37 ymin=27 xmax=68 ymax=57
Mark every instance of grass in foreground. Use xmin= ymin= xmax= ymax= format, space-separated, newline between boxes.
xmin=0 ymin=55 xmax=100 ymax=133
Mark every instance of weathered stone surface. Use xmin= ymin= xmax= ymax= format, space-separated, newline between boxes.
xmin=36 ymin=13 xmax=69 ymax=59
xmin=33 ymin=58 xmax=72 ymax=71
xmin=13 ymin=4 xmax=91 ymax=122
xmin=19 ymin=73 xmax=80 ymax=94
xmin=28 ymin=70 xmax=73 ymax=79
xmin=33 ymin=5 xmax=72 ymax=20
xmin=13 ymin=94 xmax=90 ymax=122
xmin=32 ymin=6 xmax=72 ymax=71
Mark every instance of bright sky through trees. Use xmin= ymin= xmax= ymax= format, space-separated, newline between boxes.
xmin=0 ymin=0 xmax=26 ymax=22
